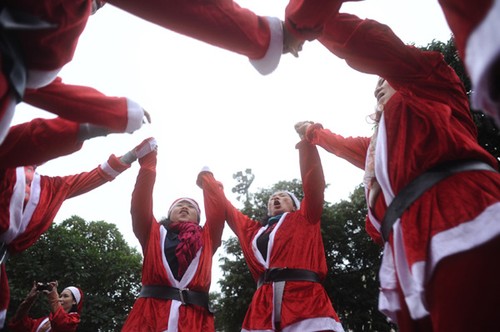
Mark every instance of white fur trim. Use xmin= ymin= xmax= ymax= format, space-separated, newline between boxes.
xmin=0 ymin=94 xmax=16 ymax=145
xmin=466 ymin=0 xmax=500 ymax=124
xmin=249 ymin=17 xmax=283 ymax=75
xmin=35 ymin=317 xmax=50 ymax=332
xmin=282 ymin=317 xmax=345 ymax=332
xmin=99 ymin=160 xmax=121 ymax=179
xmin=1 ymin=168 xmax=40 ymax=244
xmin=26 ymin=68 xmax=60 ymax=89
xmin=65 ymin=286 xmax=81 ymax=304
xmin=125 ymin=98 xmax=144 ymax=133
xmin=160 ymin=226 xmax=203 ymax=332
xmin=378 ymin=203 xmax=500 ymax=320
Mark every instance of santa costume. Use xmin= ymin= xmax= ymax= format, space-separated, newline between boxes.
xmin=223 ymin=140 xmax=344 ymax=332
xmin=122 ymin=148 xmax=226 ymax=332
xmin=0 ymin=154 xmax=132 ymax=328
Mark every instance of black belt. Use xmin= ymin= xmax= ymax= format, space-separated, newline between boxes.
xmin=257 ymin=267 xmax=321 ymax=288
xmin=257 ymin=268 xmax=321 ymax=331
xmin=139 ymin=285 xmax=211 ymax=311
xmin=381 ymin=160 xmax=498 ymax=242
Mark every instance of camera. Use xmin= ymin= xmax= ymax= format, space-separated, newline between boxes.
xmin=36 ymin=282 xmax=52 ymax=291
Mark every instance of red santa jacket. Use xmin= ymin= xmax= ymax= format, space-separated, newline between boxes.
xmin=316 ymin=13 xmax=500 ymax=321
xmin=224 ymin=140 xmax=344 ymax=332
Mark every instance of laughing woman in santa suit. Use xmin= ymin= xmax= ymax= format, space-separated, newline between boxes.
xmin=121 ymin=138 xmax=227 ymax=332
xmin=219 ymin=138 xmax=344 ymax=332
xmin=8 ymin=281 xmax=84 ymax=332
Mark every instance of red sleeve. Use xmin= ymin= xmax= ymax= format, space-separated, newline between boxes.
xmin=197 ymin=172 xmax=226 ymax=253
xmin=0 ymin=118 xmax=82 ymax=169
xmin=8 ymin=315 xmax=38 ymax=332
xmin=306 ymin=123 xmax=370 ymax=170
xmin=131 ymin=152 xmax=157 ymax=248
xmin=106 ymin=0 xmax=271 ymax=60
xmin=44 ymin=154 xmax=130 ymax=199
xmin=285 ymin=0 xmax=344 ymax=40
xmin=23 ymin=77 xmax=129 ymax=132
xmin=296 ymin=140 xmax=325 ymax=224
xmin=318 ymin=13 xmax=464 ymax=98
xmin=49 ymin=308 xmax=80 ymax=331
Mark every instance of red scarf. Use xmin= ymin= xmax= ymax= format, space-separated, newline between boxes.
xmin=168 ymin=222 xmax=203 ymax=278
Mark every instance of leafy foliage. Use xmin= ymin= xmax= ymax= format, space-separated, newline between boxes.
xmin=5 ymin=216 xmax=142 ymax=331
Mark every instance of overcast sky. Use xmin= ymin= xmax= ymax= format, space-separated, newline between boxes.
xmin=12 ymin=0 xmax=452 ymax=291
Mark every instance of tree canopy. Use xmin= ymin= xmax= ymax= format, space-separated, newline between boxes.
xmin=5 ymin=216 xmax=143 ymax=331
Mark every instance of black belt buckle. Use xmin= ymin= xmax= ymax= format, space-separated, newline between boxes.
xmin=179 ymin=288 xmax=189 ymax=305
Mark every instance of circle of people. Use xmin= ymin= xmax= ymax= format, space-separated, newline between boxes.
xmin=1 ymin=0 xmax=499 ymax=331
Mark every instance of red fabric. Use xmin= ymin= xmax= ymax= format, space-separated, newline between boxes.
xmin=0 ymin=118 xmax=82 ymax=169
xmin=23 ymin=77 xmax=130 ymax=133
xmin=224 ymin=141 xmax=343 ymax=331
xmin=123 ymin=153 xmax=225 ymax=331
xmin=437 ymin=0 xmax=494 ymax=58
xmin=4 ymin=0 xmax=91 ymax=72
xmin=0 ymin=155 xmax=129 ymax=325
xmin=168 ymin=222 xmax=203 ymax=278
xmin=107 ymin=0 xmax=271 ymax=60
xmin=9 ymin=310 xmax=80 ymax=332
xmin=315 ymin=12 xmax=500 ymax=325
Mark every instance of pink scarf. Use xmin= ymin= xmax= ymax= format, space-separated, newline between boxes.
xmin=168 ymin=222 xmax=203 ymax=278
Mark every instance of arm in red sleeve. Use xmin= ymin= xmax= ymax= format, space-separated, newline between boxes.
xmin=49 ymin=308 xmax=80 ymax=331
xmin=285 ymin=0 xmax=344 ymax=41
xmin=306 ymin=123 xmax=370 ymax=170
xmin=130 ymin=152 xmax=157 ymax=247
xmin=0 ymin=117 xmax=82 ymax=169
xmin=47 ymin=154 xmax=131 ymax=199
xmin=23 ymin=77 xmax=144 ymax=133
xmin=296 ymin=139 xmax=325 ymax=224
xmin=318 ymin=13 xmax=435 ymax=85
xmin=197 ymin=171 xmax=226 ymax=253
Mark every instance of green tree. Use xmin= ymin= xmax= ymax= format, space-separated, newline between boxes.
xmin=5 ymin=216 xmax=142 ymax=331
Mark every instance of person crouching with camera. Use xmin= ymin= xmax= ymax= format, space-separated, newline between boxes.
xmin=8 ymin=281 xmax=83 ymax=332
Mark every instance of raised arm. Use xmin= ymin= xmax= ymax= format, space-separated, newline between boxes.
xmin=23 ymin=77 xmax=147 ymax=134
xmin=296 ymin=138 xmax=325 ymax=224
xmin=129 ymin=138 xmax=158 ymax=247
xmin=318 ymin=13 xmax=440 ymax=87
xmin=297 ymin=121 xmax=370 ymax=170
xmin=196 ymin=168 xmax=226 ymax=253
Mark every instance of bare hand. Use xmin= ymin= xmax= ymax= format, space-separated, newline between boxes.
xmin=294 ymin=121 xmax=314 ymax=139
xmin=282 ymin=22 xmax=304 ymax=58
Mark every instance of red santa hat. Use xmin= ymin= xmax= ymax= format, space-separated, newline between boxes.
xmin=65 ymin=286 xmax=84 ymax=313
xmin=167 ymin=197 xmax=201 ymax=222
